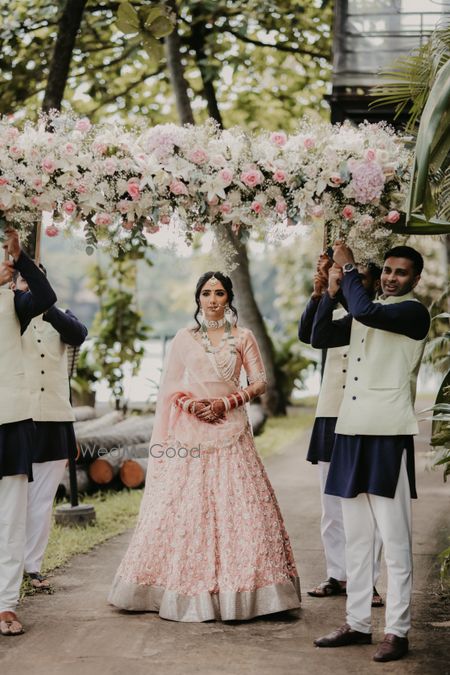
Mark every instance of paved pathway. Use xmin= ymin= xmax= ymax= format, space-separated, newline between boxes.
xmin=0 ymin=417 xmax=448 ymax=675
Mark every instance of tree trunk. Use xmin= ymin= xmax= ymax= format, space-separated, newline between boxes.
xmin=42 ymin=0 xmax=87 ymax=112
xmin=190 ymin=18 xmax=283 ymax=414
xmin=190 ymin=19 xmax=224 ymax=128
xmin=120 ymin=458 xmax=148 ymax=488
xmin=165 ymin=0 xmax=195 ymax=125
xmin=88 ymin=451 xmax=122 ymax=485
xmin=166 ymin=3 xmax=284 ymax=415
xmin=217 ymin=225 xmax=286 ymax=415
xmin=58 ymin=465 xmax=92 ymax=497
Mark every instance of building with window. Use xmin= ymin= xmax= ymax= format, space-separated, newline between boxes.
xmin=329 ymin=0 xmax=449 ymax=125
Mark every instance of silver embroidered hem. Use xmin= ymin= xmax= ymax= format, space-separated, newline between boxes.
xmin=108 ymin=576 xmax=301 ymax=622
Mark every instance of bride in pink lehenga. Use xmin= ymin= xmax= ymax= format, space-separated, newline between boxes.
xmin=108 ymin=271 xmax=301 ymax=621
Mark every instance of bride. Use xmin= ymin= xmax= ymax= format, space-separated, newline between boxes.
xmin=108 ymin=271 xmax=301 ymax=621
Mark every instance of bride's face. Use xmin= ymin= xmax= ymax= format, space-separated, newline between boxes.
xmin=199 ymin=279 xmax=228 ymax=320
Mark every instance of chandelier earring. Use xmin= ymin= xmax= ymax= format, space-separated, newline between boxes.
xmin=224 ymin=304 xmax=236 ymax=326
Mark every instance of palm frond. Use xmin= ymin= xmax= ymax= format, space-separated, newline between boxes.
xmin=423 ymin=335 xmax=450 ymax=371
xmin=371 ymin=23 xmax=450 ymax=133
xmin=430 ymin=288 xmax=450 ymax=319
xmin=436 ymin=167 xmax=450 ymax=219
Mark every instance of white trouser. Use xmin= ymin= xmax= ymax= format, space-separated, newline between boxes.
xmin=0 ymin=475 xmax=28 ymax=612
xmin=341 ymin=452 xmax=412 ymax=637
xmin=24 ymin=460 xmax=67 ymax=574
xmin=318 ymin=461 xmax=382 ymax=583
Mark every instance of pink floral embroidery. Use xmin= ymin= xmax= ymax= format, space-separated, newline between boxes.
xmin=112 ymin=328 xmax=299 ymax=601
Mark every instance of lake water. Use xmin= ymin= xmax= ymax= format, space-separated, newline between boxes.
xmin=93 ymin=338 xmax=440 ymax=406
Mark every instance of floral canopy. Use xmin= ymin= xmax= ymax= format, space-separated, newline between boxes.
xmin=0 ymin=112 xmax=416 ymax=264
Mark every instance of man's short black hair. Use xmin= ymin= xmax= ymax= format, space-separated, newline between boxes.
xmin=384 ymin=246 xmax=424 ymax=276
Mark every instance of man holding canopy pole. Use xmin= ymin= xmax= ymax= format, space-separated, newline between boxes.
xmin=0 ymin=227 xmax=56 ymax=636
xmin=311 ymin=241 xmax=430 ymax=662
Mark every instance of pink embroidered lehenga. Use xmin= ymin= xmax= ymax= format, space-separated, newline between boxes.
xmin=108 ymin=326 xmax=301 ymax=621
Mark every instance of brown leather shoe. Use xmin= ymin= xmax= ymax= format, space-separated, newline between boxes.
xmin=314 ymin=623 xmax=372 ymax=647
xmin=373 ymin=634 xmax=409 ymax=662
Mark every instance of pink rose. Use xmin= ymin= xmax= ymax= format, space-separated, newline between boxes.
xmin=360 ymin=214 xmax=374 ymax=227
xmin=304 ymin=137 xmax=315 ymax=150
xmin=342 ymin=205 xmax=355 ymax=220
xmin=0 ymin=178 xmax=9 ymax=186
xmin=169 ymin=179 xmax=188 ymax=196
xmin=273 ymin=169 xmax=287 ymax=183
xmin=219 ymin=168 xmax=233 ymax=186
xmin=117 ymin=199 xmax=132 ymax=214
xmin=63 ymin=200 xmax=76 ymax=215
xmin=310 ymin=205 xmax=324 ymax=218
xmin=365 ymin=148 xmax=376 ymax=161
xmin=41 ymin=157 xmax=56 ymax=174
xmin=92 ymin=142 xmax=107 ymax=155
xmin=33 ymin=178 xmax=43 ymax=189
xmin=329 ymin=174 xmax=343 ymax=186
xmin=31 ymin=196 xmax=40 ymax=206
xmin=103 ymin=158 xmax=117 ymax=175
xmin=127 ymin=179 xmax=141 ymax=200
xmin=75 ymin=118 xmax=91 ymax=133
xmin=96 ymin=213 xmax=112 ymax=226
xmin=145 ymin=223 xmax=160 ymax=234
xmin=241 ymin=169 xmax=263 ymax=188
xmin=194 ymin=223 xmax=206 ymax=232
xmin=220 ymin=202 xmax=232 ymax=214
xmin=76 ymin=182 xmax=87 ymax=194
xmin=9 ymin=146 xmax=23 ymax=158
xmin=160 ymin=215 xmax=171 ymax=225
xmin=189 ymin=148 xmax=208 ymax=165
xmin=45 ymin=225 xmax=59 ymax=238
xmin=385 ymin=210 xmax=400 ymax=224
xmin=122 ymin=221 xmax=134 ymax=231
xmin=211 ymin=155 xmax=226 ymax=168
xmin=208 ymin=196 xmax=219 ymax=206
xmin=276 ymin=200 xmax=287 ymax=214
xmin=251 ymin=201 xmax=262 ymax=214
xmin=270 ymin=131 xmax=287 ymax=147
xmin=65 ymin=143 xmax=76 ymax=155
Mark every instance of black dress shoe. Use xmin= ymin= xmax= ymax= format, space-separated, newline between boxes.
xmin=373 ymin=634 xmax=408 ymax=662
xmin=314 ymin=623 xmax=372 ymax=647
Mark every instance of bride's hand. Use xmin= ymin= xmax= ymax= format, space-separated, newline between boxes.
xmin=195 ymin=399 xmax=225 ymax=424
xmin=211 ymin=398 xmax=226 ymax=418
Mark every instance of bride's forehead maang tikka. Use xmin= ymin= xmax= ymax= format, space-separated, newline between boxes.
xmin=209 ymin=274 xmax=218 ymax=286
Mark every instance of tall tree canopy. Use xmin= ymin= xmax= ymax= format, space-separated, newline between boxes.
xmin=0 ymin=0 xmax=332 ymax=129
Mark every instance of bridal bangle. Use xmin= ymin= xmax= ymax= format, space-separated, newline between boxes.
xmin=225 ymin=389 xmax=251 ymax=410
xmin=175 ymin=394 xmax=196 ymax=415
xmin=222 ymin=396 xmax=231 ymax=412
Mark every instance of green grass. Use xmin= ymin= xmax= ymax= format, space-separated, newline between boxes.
xmin=21 ymin=489 xmax=144 ymax=596
xmin=23 ymin=409 xmax=314 ymax=592
xmin=43 ymin=489 xmax=144 ymax=572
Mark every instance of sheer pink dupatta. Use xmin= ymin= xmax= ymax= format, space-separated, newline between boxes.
xmin=149 ymin=327 xmax=265 ymax=454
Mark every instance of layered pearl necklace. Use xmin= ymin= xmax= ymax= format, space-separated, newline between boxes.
xmin=200 ymin=317 xmax=237 ymax=382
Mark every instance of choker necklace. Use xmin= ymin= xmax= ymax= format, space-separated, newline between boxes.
xmin=202 ymin=316 xmax=225 ymax=329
